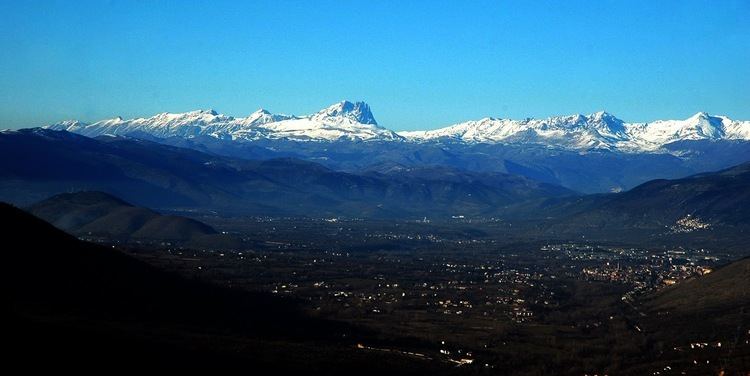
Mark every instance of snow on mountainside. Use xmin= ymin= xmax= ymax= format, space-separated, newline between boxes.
xmin=47 ymin=101 xmax=402 ymax=142
xmin=47 ymin=105 xmax=750 ymax=152
xmin=400 ymin=111 xmax=630 ymax=150
xmin=400 ymin=111 xmax=750 ymax=152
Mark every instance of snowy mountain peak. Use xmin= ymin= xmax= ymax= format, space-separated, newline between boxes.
xmin=687 ymin=112 xmax=725 ymax=138
xmin=690 ymin=111 xmax=711 ymax=120
xmin=45 ymin=101 xmax=397 ymax=141
xmin=591 ymin=110 xmax=610 ymax=117
xmin=242 ymin=108 xmax=296 ymax=126
xmin=588 ymin=111 xmax=620 ymax=122
xmin=314 ymin=101 xmax=377 ymax=125
xmin=570 ymin=114 xmax=587 ymax=123
xmin=584 ymin=111 xmax=626 ymax=136
xmin=253 ymin=108 xmax=271 ymax=115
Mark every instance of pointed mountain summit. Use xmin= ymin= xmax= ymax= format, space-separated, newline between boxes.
xmin=587 ymin=111 xmax=624 ymax=126
xmin=686 ymin=112 xmax=725 ymax=138
xmin=314 ymin=101 xmax=377 ymax=125
xmin=585 ymin=111 xmax=627 ymax=138
xmin=199 ymin=109 xmax=219 ymax=116
xmin=242 ymin=108 xmax=297 ymax=126
xmin=252 ymin=108 xmax=272 ymax=116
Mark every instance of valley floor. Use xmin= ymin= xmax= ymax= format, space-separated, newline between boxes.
xmin=113 ymin=217 xmax=750 ymax=375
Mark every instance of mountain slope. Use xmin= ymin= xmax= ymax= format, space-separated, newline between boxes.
xmin=147 ymin=134 xmax=728 ymax=193
xmin=573 ymin=162 xmax=750 ymax=228
xmin=508 ymin=162 xmax=750 ymax=237
xmin=0 ymin=128 xmax=574 ymax=218
xmin=28 ymin=191 xmax=217 ymax=241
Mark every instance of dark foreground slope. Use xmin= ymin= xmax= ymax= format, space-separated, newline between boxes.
xmin=626 ymin=258 xmax=750 ymax=375
xmin=28 ymin=191 xmax=218 ymax=242
xmin=640 ymin=257 xmax=750 ymax=340
xmin=1 ymin=203 xmax=447 ymax=374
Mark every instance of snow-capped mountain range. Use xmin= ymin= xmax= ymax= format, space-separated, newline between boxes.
xmin=46 ymin=101 xmax=750 ymax=152
xmin=401 ymin=111 xmax=750 ymax=152
xmin=48 ymin=101 xmax=401 ymax=142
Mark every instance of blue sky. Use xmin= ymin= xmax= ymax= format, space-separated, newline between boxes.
xmin=1 ymin=0 xmax=748 ymax=131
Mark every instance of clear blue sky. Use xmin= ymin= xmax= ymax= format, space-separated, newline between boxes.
xmin=1 ymin=0 xmax=748 ymax=130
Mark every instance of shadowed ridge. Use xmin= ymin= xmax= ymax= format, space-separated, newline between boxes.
xmin=2 ymin=202 xmax=444 ymax=374
xmin=28 ymin=191 xmax=217 ymax=241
